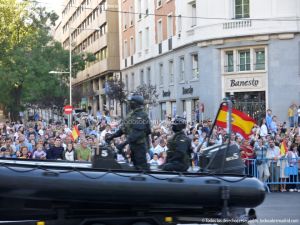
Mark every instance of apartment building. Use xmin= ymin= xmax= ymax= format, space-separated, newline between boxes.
xmin=57 ymin=0 xmax=120 ymax=116
xmin=120 ymin=0 xmax=300 ymax=122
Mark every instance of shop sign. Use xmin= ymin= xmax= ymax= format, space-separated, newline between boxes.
xmin=225 ymin=77 xmax=264 ymax=91
xmin=230 ymin=78 xmax=259 ymax=87
xmin=182 ymin=86 xmax=193 ymax=95
xmin=162 ymin=90 xmax=171 ymax=97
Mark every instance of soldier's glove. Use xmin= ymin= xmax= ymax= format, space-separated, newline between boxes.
xmin=105 ymin=133 xmax=115 ymax=143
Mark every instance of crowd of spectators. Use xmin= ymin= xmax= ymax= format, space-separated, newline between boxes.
xmin=0 ymin=106 xmax=300 ymax=192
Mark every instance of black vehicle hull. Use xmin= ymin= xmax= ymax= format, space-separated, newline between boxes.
xmin=0 ymin=159 xmax=265 ymax=211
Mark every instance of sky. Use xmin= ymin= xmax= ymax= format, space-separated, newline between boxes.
xmin=35 ymin=0 xmax=65 ymax=14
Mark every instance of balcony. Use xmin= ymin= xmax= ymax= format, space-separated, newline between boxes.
xmin=223 ymin=20 xmax=252 ymax=29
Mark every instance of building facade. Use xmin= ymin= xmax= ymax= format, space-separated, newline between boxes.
xmin=56 ymin=0 xmax=120 ymax=116
xmin=119 ymin=0 xmax=300 ymax=123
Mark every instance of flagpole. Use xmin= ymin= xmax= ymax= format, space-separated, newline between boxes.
xmin=196 ymin=102 xmax=224 ymax=153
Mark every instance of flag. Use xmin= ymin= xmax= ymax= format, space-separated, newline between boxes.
xmin=216 ymin=105 xmax=256 ymax=139
xmin=71 ymin=125 xmax=80 ymax=141
xmin=280 ymin=140 xmax=288 ymax=156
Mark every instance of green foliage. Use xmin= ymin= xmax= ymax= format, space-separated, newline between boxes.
xmin=0 ymin=0 xmax=95 ymax=121
xmin=134 ymin=84 xmax=159 ymax=106
xmin=106 ymin=78 xmax=128 ymax=104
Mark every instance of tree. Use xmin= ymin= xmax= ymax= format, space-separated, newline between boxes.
xmin=134 ymin=84 xmax=159 ymax=116
xmin=0 ymin=1 xmax=95 ymax=121
xmin=105 ymin=78 xmax=128 ymax=118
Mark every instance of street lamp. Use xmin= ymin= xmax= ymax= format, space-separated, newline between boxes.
xmin=49 ymin=70 xmax=72 ymax=128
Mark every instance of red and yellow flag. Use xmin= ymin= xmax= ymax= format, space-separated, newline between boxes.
xmin=216 ymin=105 xmax=256 ymax=139
xmin=71 ymin=125 xmax=80 ymax=141
xmin=280 ymin=140 xmax=288 ymax=156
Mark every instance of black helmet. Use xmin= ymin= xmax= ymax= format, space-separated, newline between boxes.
xmin=127 ymin=93 xmax=144 ymax=110
xmin=171 ymin=116 xmax=186 ymax=132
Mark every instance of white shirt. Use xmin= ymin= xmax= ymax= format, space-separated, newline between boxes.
xmin=65 ymin=151 xmax=75 ymax=161
xmin=153 ymin=145 xmax=167 ymax=155
xmin=260 ymin=124 xmax=268 ymax=137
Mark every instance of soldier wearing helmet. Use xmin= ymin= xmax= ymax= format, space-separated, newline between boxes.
xmin=105 ymin=93 xmax=151 ymax=170
xmin=161 ymin=116 xmax=192 ymax=172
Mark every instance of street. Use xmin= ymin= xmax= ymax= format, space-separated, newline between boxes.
xmin=252 ymin=192 xmax=300 ymax=225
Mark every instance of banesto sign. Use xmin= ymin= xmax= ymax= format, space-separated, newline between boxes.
xmin=230 ymin=78 xmax=259 ymax=87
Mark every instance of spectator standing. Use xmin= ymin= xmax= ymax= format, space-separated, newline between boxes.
xmin=63 ymin=143 xmax=77 ymax=161
xmin=293 ymin=104 xmax=298 ymax=128
xmin=270 ymin=116 xmax=278 ymax=136
xmin=32 ymin=143 xmax=46 ymax=160
xmin=266 ymin=139 xmax=281 ymax=191
xmin=286 ymin=144 xmax=299 ymax=192
xmin=266 ymin=109 xmax=273 ymax=132
xmin=255 ymin=138 xmax=270 ymax=182
xmin=153 ymin=139 xmax=167 ymax=155
xmin=298 ymin=106 xmax=300 ymax=126
xmin=46 ymin=137 xmax=64 ymax=160
xmin=75 ymin=139 xmax=92 ymax=162
xmin=288 ymin=105 xmax=294 ymax=128
xmin=259 ymin=118 xmax=268 ymax=138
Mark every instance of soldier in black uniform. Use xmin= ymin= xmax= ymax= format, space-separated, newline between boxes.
xmin=161 ymin=116 xmax=192 ymax=172
xmin=105 ymin=94 xmax=151 ymax=170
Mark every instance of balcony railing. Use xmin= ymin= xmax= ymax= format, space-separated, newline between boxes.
xmin=223 ymin=20 xmax=252 ymax=29
xmin=224 ymin=65 xmax=234 ymax=73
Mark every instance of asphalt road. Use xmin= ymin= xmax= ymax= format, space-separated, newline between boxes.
xmin=251 ymin=192 xmax=300 ymax=225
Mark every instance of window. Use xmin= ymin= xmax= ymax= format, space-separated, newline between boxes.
xmin=124 ymin=40 xmax=128 ymax=58
xmin=131 ymin=73 xmax=135 ymax=90
xmin=137 ymin=0 xmax=142 ymax=20
xmin=129 ymin=6 xmax=134 ymax=26
xmin=159 ymin=63 xmax=163 ymax=85
xmin=138 ymin=31 xmax=143 ymax=51
xmin=125 ymin=74 xmax=129 ymax=91
xmin=147 ymin=67 xmax=151 ymax=85
xmin=177 ymin=15 xmax=182 ymax=37
xmin=140 ymin=70 xmax=144 ymax=85
xmin=225 ymin=51 xmax=234 ymax=72
xmin=255 ymin=49 xmax=265 ymax=70
xmin=123 ymin=13 xmax=128 ymax=30
xmin=235 ymin=0 xmax=249 ymax=19
xmin=160 ymin=102 xmax=166 ymax=120
xmin=238 ymin=50 xmax=250 ymax=71
xmin=167 ymin=15 xmax=173 ymax=38
xmin=157 ymin=20 xmax=163 ymax=43
xmin=145 ymin=27 xmax=150 ymax=49
xmin=130 ymin=37 xmax=134 ymax=56
xmin=145 ymin=0 xmax=149 ymax=15
xmin=157 ymin=0 xmax=162 ymax=8
xmin=192 ymin=54 xmax=199 ymax=79
xmin=190 ymin=2 xmax=197 ymax=27
xmin=169 ymin=60 xmax=174 ymax=83
xmin=179 ymin=57 xmax=185 ymax=81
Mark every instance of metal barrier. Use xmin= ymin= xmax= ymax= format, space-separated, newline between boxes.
xmin=244 ymin=158 xmax=300 ymax=192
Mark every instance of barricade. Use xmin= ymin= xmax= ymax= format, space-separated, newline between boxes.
xmin=244 ymin=158 xmax=300 ymax=192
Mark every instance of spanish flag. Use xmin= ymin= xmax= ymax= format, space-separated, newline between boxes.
xmin=216 ymin=105 xmax=256 ymax=139
xmin=280 ymin=139 xmax=288 ymax=156
xmin=71 ymin=125 xmax=80 ymax=141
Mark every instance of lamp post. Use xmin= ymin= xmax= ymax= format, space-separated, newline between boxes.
xmin=49 ymin=70 xmax=72 ymax=128
xmin=50 ymin=27 xmax=100 ymax=127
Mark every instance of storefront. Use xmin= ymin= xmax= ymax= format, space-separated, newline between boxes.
xmin=223 ymin=74 xmax=266 ymax=122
